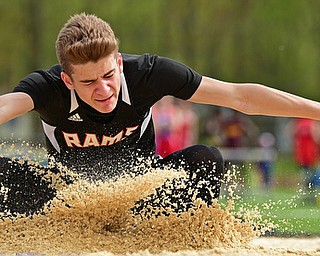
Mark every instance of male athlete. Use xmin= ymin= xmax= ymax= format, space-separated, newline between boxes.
xmin=1 ymin=13 xmax=320 ymax=217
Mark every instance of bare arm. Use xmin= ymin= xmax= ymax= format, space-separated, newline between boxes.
xmin=189 ymin=76 xmax=320 ymax=120
xmin=0 ymin=92 xmax=34 ymax=125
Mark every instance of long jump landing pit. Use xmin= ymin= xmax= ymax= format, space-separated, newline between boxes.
xmin=1 ymin=174 xmax=319 ymax=256
xmin=82 ymin=237 xmax=320 ymax=256
xmin=0 ymin=144 xmax=319 ymax=256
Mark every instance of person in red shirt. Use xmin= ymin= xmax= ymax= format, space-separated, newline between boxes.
xmin=293 ymin=118 xmax=320 ymax=188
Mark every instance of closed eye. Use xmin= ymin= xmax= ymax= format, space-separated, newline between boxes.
xmin=103 ymin=70 xmax=115 ymax=79
xmin=81 ymin=80 xmax=95 ymax=85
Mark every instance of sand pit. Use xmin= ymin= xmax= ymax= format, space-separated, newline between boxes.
xmin=80 ymin=237 xmax=320 ymax=256
xmin=251 ymin=237 xmax=320 ymax=253
xmin=0 ymin=144 xmax=319 ymax=256
xmin=1 ymin=173 xmax=318 ymax=256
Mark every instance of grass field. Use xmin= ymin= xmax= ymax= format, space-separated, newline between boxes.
xmin=243 ymin=189 xmax=319 ymax=236
xmin=225 ymin=154 xmax=320 ymax=236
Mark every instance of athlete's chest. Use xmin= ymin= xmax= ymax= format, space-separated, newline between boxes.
xmin=42 ymin=73 xmax=153 ymax=153
xmin=58 ymin=99 xmax=144 ymax=149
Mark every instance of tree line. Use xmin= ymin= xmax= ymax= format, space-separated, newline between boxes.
xmin=1 ymin=0 xmax=319 ymax=99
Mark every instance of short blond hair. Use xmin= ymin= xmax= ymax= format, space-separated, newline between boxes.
xmin=55 ymin=13 xmax=119 ymax=75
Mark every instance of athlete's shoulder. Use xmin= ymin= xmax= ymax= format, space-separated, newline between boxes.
xmin=35 ymin=64 xmax=64 ymax=84
xmin=122 ymin=53 xmax=194 ymax=74
xmin=13 ymin=64 xmax=68 ymax=112
xmin=17 ymin=64 xmax=64 ymax=87
xmin=122 ymin=53 xmax=159 ymax=73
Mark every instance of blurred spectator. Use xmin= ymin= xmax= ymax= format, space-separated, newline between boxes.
xmin=174 ymin=100 xmax=198 ymax=149
xmin=221 ymin=110 xmax=258 ymax=148
xmin=204 ymin=108 xmax=258 ymax=149
xmin=257 ymin=132 xmax=276 ymax=190
xmin=153 ymin=97 xmax=198 ymax=157
xmin=292 ymin=118 xmax=320 ymax=190
xmin=204 ymin=108 xmax=259 ymax=190
xmin=220 ymin=110 xmax=259 ymax=172
xmin=203 ymin=107 xmax=224 ymax=146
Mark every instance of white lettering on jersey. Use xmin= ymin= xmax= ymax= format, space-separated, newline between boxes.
xmin=101 ymin=130 xmax=123 ymax=146
xmin=63 ymin=125 xmax=139 ymax=148
xmin=83 ymin=134 xmax=100 ymax=147
xmin=63 ymin=132 xmax=82 ymax=147
xmin=125 ymin=126 xmax=140 ymax=136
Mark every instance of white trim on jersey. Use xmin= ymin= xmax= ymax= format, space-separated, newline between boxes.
xmin=120 ymin=73 xmax=151 ymax=139
xmin=140 ymin=108 xmax=152 ymax=139
xmin=42 ymin=120 xmax=60 ymax=153
xmin=121 ymin=73 xmax=131 ymax=105
xmin=69 ymin=90 xmax=79 ymax=113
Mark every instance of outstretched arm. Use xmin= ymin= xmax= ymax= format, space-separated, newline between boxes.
xmin=189 ymin=76 xmax=320 ymax=120
xmin=0 ymin=92 xmax=34 ymax=125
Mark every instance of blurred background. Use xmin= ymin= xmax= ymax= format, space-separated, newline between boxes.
xmin=0 ymin=0 xmax=319 ymax=235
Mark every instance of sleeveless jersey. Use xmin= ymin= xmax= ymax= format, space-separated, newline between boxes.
xmin=13 ymin=53 xmax=202 ymax=178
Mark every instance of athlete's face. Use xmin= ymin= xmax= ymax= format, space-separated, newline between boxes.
xmin=61 ymin=53 xmax=123 ymax=113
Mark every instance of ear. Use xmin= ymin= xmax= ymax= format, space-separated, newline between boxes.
xmin=117 ymin=53 xmax=123 ymax=73
xmin=61 ymin=71 xmax=74 ymax=90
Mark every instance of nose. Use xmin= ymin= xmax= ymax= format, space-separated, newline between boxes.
xmin=95 ymin=79 xmax=111 ymax=94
